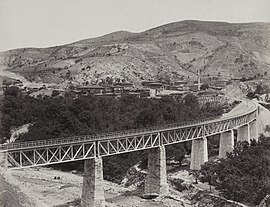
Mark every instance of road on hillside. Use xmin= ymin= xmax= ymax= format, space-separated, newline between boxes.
xmin=0 ymin=70 xmax=29 ymax=83
xmin=222 ymin=100 xmax=251 ymax=118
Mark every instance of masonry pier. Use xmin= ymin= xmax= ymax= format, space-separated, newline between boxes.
xmin=249 ymin=120 xmax=258 ymax=141
xmin=237 ymin=124 xmax=250 ymax=143
xmin=219 ymin=130 xmax=234 ymax=158
xmin=81 ymin=157 xmax=105 ymax=207
xmin=0 ymin=150 xmax=7 ymax=170
xmin=190 ymin=137 xmax=208 ymax=170
xmin=145 ymin=146 xmax=169 ymax=195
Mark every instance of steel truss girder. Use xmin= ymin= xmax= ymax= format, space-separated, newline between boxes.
xmin=4 ymin=106 xmax=257 ymax=168
xmin=98 ymin=133 xmax=160 ymax=156
xmin=94 ymin=114 xmax=257 ymax=156
xmin=7 ymin=142 xmax=96 ymax=168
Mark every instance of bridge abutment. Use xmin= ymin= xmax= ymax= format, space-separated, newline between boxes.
xmin=145 ymin=146 xmax=169 ymax=196
xmin=190 ymin=137 xmax=208 ymax=170
xmin=219 ymin=130 xmax=234 ymax=158
xmin=81 ymin=157 xmax=105 ymax=207
xmin=237 ymin=124 xmax=250 ymax=143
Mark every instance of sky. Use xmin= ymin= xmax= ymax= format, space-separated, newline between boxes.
xmin=0 ymin=0 xmax=270 ymax=52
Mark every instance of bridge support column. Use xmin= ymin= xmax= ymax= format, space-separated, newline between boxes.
xmin=190 ymin=137 xmax=208 ymax=170
xmin=219 ymin=130 xmax=234 ymax=158
xmin=237 ymin=124 xmax=250 ymax=143
xmin=0 ymin=150 xmax=7 ymax=170
xmin=249 ymin=120 xmax=259 ymax=141
xmin=145 ymin=146 xmax=169 ymax=196
xmin=81 ymin=157 xmax=105 ymax=207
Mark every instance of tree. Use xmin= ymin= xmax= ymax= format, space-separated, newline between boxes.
xmin=183 ymin=93 xmax=199 ymax=110
xmin=200 ymin=83 xmax=209 ymax=90
xmin=246 ymin=91 xmax=255 ymax=99
xmin=2 ymin=79 xmax=11 ymax=86
xmin=51 ymin=90 xmax=60 ymax=97
xmin=200 ymin=160 xmax=218 ymax=192
xmin=200 ymin=138 xmax=270 ymax=205
xmin=4 ymin=86 xmax=20 ymax=97
xmin=166 ymin=143 xmax=186 ymax=166
xmin=254 ymin=84 xmax=264 ymax=95
xmin=189 ymin=170 xmax=200 ymax=184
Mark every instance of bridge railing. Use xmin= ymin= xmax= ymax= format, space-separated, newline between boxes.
xmin=0 ymin=116 xmax=220 ymax=151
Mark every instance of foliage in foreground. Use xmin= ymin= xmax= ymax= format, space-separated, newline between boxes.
xmin=200 ymin=137 xmax=270 ymax=205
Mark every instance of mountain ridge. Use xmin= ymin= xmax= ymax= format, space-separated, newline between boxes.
xmin=0 ymin=20 xmax=269 ymax=86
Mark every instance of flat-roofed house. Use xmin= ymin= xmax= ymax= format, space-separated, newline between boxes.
xmin=174 ymin=81 xmax=187 ymax=87
xmin=77 ymin=85 xmax=105 ymax=95
xmin=111 ymin=85 xmax=124 ymax=95
xmin=116 ymin=82 xmax=134 ymax=89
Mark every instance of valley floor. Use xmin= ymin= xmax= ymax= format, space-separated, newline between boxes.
xmin=0 ymin=166 xmax=245 ymax=207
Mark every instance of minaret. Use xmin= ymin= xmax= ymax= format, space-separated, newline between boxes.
xmin=197 ymin=58 xmax=206 ymax=91
xmin=197 ymin=67 xmax=201 ymax=91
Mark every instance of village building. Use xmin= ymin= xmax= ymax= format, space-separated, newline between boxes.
xmin=116 ymin=82 xmax=134 ymax=89
xmin=77 ymin=85 xmax=105 ymax=95
xmin=210 ymin=79 xmax=230 ymax=90
xmin=111 ymin=85 xmax=124 ymax=95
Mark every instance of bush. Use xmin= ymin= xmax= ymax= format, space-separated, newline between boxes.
xmin=51 ymin=90 xmax=60 ymax=97
xmin=200 ymin=83 xmax=209 ymax=90
xmin=171 ymin=178 xmax=189 ymax=192
xmin=200 ymin=138 xmax=270 ymax=205
xmin=4 ymin=86 xmax=20 ymax=97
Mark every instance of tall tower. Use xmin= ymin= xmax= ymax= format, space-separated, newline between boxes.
xmin=197 ymin=58 xmax=206 ymax=91
xmin=197 ymin=67 xmax=201 ymax=91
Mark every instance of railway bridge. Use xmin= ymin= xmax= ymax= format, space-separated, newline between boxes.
xmin=0 ymin=99 xmax=259 ymax=207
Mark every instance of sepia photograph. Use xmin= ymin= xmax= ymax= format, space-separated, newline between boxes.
xmin=0 ymin=0 xmax=270 ymax=206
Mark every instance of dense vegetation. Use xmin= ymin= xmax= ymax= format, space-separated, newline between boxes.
xmin=247 ymin=83 xmax=270 ymax=99
xmin=200 ymin=137 xmax=270 ymax=206
xmin=1 ymin=86 xmax=223 ymax=141
xmin=1 ymin=86 xmax=223 ymax=182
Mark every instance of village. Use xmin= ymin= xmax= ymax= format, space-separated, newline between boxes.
xmin=1 ymin=77 xmax=229 ymax=100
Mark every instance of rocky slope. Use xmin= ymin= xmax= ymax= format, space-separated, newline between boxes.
xmin=0 ymin=20 xmax=269 ymax=86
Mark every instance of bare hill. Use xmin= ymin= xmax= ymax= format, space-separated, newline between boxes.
xmin=0 ymin=20 xmax=269 ymax=86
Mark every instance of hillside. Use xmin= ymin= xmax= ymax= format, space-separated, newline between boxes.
xmin=0 ymin=20 xmax=269 ymax=86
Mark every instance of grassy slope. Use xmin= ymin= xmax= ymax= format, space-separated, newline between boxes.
xmin=0 ymin=20 xmax=269 ymax=86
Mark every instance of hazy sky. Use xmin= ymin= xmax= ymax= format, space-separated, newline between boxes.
xmin=0 ymin=0 xmax=269 ymax=52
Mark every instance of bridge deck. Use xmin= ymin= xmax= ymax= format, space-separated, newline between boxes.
xmin=0 ymin=100 xmax=258 ymax=168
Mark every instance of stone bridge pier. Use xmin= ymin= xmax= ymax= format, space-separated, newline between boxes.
xmin=81 ymin=157 xmax=105 ymax=207
xmin=249 ymin=119 xmax=258 ymax=141
xmin=219 ymin=130 xmax=234 ymax=158
xmin=190 ymin=118 xmax=259 ymax=167
xmin=145 ymin=146 xmax=169 ymax=195
xmin=190 ymin=137 xmax=208 ymax=170
xmin=237 ymin=124 xmax=250 ymax=143
xmin=237 ymin=120 xmax=258 ymax=143
xmin=0 ymin=150 xmax=7 ymax=170
xmin=81 ymin=146 xmax=170 ymax=206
